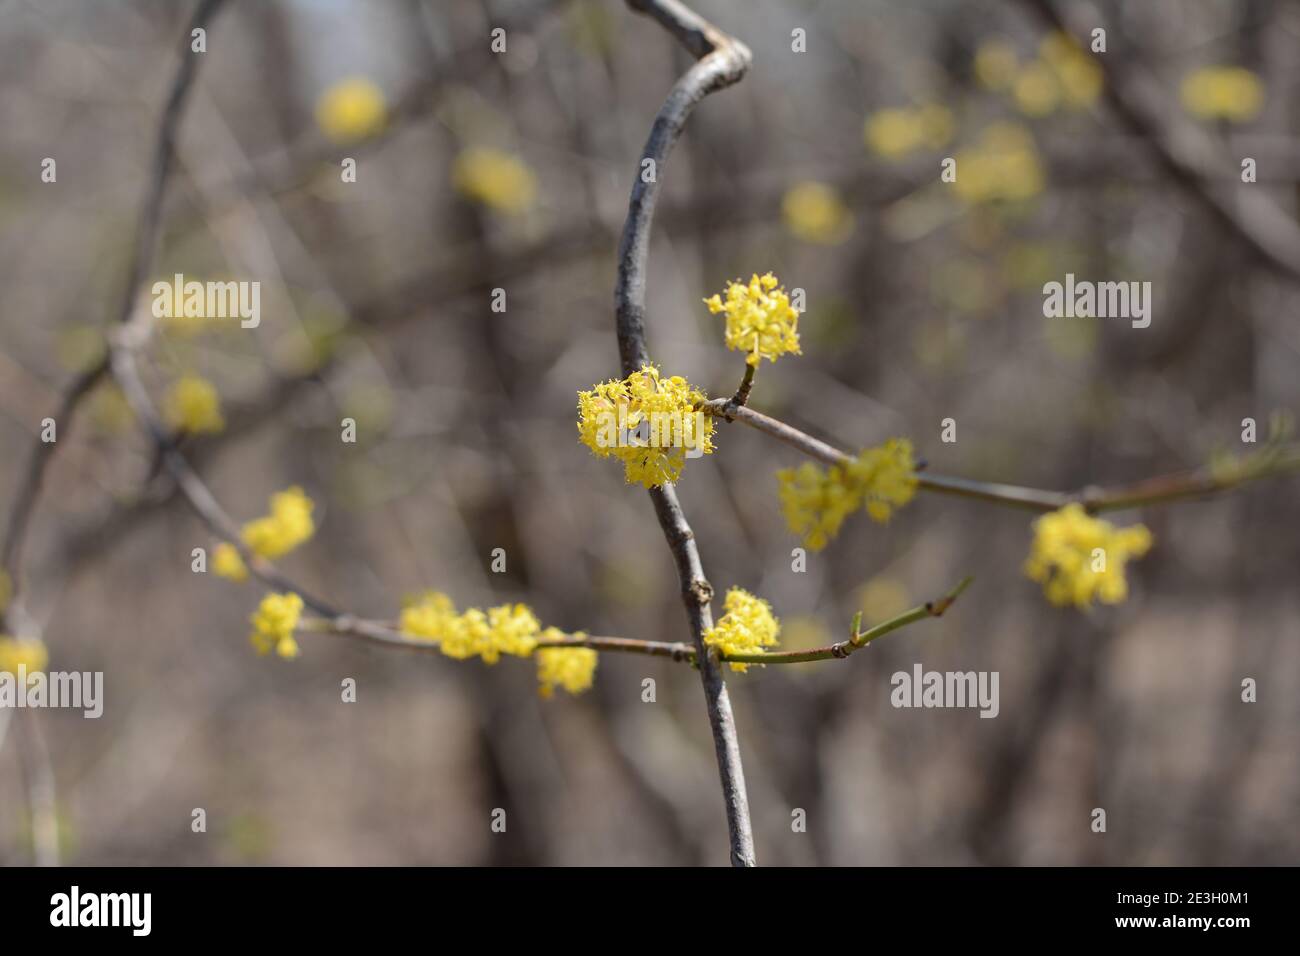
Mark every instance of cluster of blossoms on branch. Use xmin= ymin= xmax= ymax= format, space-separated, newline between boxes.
xmin=399 ymin=591 xmax=596 ymax=698
xmin=577 ymin=365 xmax=715 ymax=488
xmin=703 ymin=589 xmax=781 ymax=673
xmin=704 ymin=272 xmax=802 ymax=366
xmin=777 ymin=440 xmax=920 ymax=551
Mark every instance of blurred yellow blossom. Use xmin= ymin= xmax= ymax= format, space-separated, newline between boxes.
xmin=856 ymin=576 xmax=910 ymax=621
xmin=782 ymin=181 xmax=854 ymax=245
xmin=1181 ymin=66 xmax=1264 ymax=122
xmin=704 ymin=588 xmax=781 ymax=672
xmin=705 ymin=272 xmax=802 ymax=366
xmin=241 ymin=486 xmax=316 ymax=560
xmin=975 ymin=40 xmax=1019 ymax=90
xmin=864 ymin=104 xmax=954 ymax=159
xmin=1040 ymin=33 xmax=1103 ymax=107
xmin=212 ymin=542 xmax=248 ymax=582
xmin=249 ymin=592 xmax=303 ymax=659
xmin=1013 ymin=60 xmax=1061 ymax=116
xmin=536 ymin=637 xmax=598 ymax=697
xmin=438 ymin=603 xmax=540 ymax=663
xmin=1023 ymin=503 xmax=1153 ymax=608
xmin=315 ymin=76 xmax=387 ymax=143
xmin=951 ymin=122 xmax=1044 ymax=204
xmin=777 ymin=439 xmax=919 ymax=550
xmin=163 ymin=374 xmax=225 ymax=435
xmin=399 ymin=590 xmax=458 ymax=642
xmin=452 ymin=147 xmax=537 ymax=214
xmin=577 ymin=365 xmax=715 ymax=488
xmin=0 ymin=636 xmax=47 ymax=676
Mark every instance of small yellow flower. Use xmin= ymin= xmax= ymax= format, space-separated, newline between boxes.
xmin=399 ymin=590 xmax=457 ymax=642
xmin=776 ymin=461 xmax=861 ymax=552
xmin=864 ymin=104 xmax=954 ymax=159
xmin=951 ymin=122 xmax=1045 ymax=205
xmin=974 ymin=40 xmax=1019 ymax=90
xmin=213 ymin=542 xmax=248 ymax=582
xmin=782 ymin=181 xmax=854 ymax=245
xmin=436 ymin=603 xmax=540 ymax=663
xmin=452 ymin=147 xmax=537 ymax=214
xmin=1013 ymin=60 xmax=1061 ymax=117
xmin=704 ymin=588 xmax=781 ymax=672
xmin=577 ymin=365 xmax=715 ymax=488
xmin=1181 ymin=66 xmax=1264 ymax=122
xmin=0 ymin=636 xmax=48 ymax=676
xmin=849 ymin=438 xmax=920 ymax=523
xmin=241 ymin=487 xmax=316 ymax=560
xmin=1023 ymin=503 xmax=1153 ymax=608
xmin=163 ymin=374 xmax=225 ymax=435
xmin=315 ymin=76 xmax=387 ymax=143
xmin=777 ymin=439 xmax=919 ymax=550
xmin=1040 ymin=33 xmax=1102 ymax=108
xmin=483 ymin=603 xmax=541 ymax=663
xmin=536 ymin=633 xmax=598 ymax=698
xmin=249 ymin=592 xmax=304 ymax=659
xmin=704 ymin=272 xmax=802 ymax=366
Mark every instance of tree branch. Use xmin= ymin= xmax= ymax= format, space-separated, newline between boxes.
xmin=298 ymin=575 xmax=972 ymax=667
xmin=0 ymin=0 xmax=227 ymax=630
xmin=704 ymin=399 xmax=1300 ymax=513
xmin=615 ymin=0 xmax=756 ymax=867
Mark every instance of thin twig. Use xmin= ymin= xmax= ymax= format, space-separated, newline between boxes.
xmin=615 ymin=0 xmax=755 ymax=867
xmin=299 ymin=576 xmax=971 ymax=666
xmin=0 ymin=0 xmax=226 ymax=630
xmin=703 ymin=399 xmax=1300 ymax=514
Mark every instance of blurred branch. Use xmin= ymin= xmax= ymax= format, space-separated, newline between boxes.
xmin=14 ymin=712 xmax=59 ymax=866
xmin=0 ymin=0 xmax=227 ymax=630
xmin=615 ymin=0 xmax=755 ymax=867
xmin=705 ymin=399 xmax=1300 ymax=513
xmin=1023 ymin=0 xmax=1300 ymax=281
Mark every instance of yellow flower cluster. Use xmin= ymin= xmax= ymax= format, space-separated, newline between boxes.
xmin=777 ymin=439 xmax=919 ymax=551
xmin=452 ymin=147 xmax=537 ymax=214
xmin=163 ymin=374 xmax=225 ymax=435
xmin=703 ymin=588 xmax=781 ymax=673
xmin=0 ymin=636 xmax=48 ymax=676
xmin=577 ymin=365 xmax=715 ymax=489
xmin=1023 ymin=503 xmax=1153 ymax=608
xmin=536 ymin=640 xmax=598 ymax=698
xmin=399 ymin=593 xmax=597 ymax=696
xmin=863 ymin=104 xmax=954 ymax=160
xmin=240 ymin=487 xmax=316 ymax=560
xmin=951 ymin=122 xmax=1045 ymax=205
xmin=782 ymin=181 xmax=854 ymax=245
xmin=249 ymin=592 xmax=304 ymax=659
xmin=315 ymin=76 xmax=387 ymax=143
xmin=1181 ymin=66 xmax=1264 ymax=122
xmin=1013 ymin=33 xmax=1103 ymax=116
xmin=213 ymin=542 xmax=249 ymax=582
xmin=704 ymin=273 xmax=802 ymax=367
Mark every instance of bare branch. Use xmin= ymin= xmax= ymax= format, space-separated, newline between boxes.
xmin=704 ymin=399 xmax=1300 ymax=514
xmin=1 ymin=0 xmax=226 ymax=629
xmin=616 ymin=0 xmax=755 ymax=866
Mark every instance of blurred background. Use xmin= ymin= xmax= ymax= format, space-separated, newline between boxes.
xmin=1 ymin=0 xmax=1297 ymax=865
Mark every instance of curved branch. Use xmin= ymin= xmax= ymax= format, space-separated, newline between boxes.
xmin=615 ymin=0 xmax=756 ymax=867
xmin=1 ymin=0 xmax=227 ymax=629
